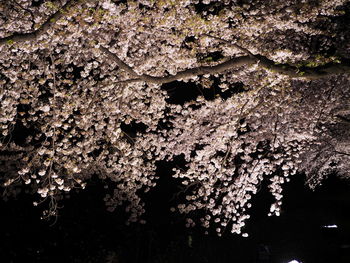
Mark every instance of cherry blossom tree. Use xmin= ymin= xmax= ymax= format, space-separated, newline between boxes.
xmin=1 ymin=0 xmax=349 ymax=235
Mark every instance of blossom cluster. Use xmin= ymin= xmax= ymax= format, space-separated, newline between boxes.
xmin=0 ymin=0 xmax=349 ymax=234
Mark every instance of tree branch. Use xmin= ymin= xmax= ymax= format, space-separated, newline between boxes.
xmin=203 ymin=34 xmax=350 ymax=79
xmin=256 ymin=55 xmax=350 ymax=79
xmin=99 ymin=46 xmax=255 ymax=84
xmin=101 ymin=44 xmax=350 ymax=85
xmin=0 ymin=0 xmax=82 ymax=46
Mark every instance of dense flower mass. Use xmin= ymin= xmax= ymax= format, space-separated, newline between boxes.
xmin=1 ymin=0 xmax=350 ymax=235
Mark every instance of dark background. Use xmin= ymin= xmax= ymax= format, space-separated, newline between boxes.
xmin=1 ymin=167 xmax=350 ymax=263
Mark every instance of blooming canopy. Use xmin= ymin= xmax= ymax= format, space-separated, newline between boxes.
xmin=1 ymin=0 xmax=350 ymax=235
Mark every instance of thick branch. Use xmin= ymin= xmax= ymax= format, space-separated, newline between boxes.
xmin=199 ymin=34 xmax=350 ymax=79
xmin=100 ymin=46 xmax=255 ymax=84
xmin=101 ymin=46 xmax=350 ymax=84
xmin=0 ymin=0 xmax=82 ymax=46
xmin=256 ymin=55 xmax=350 ymax=79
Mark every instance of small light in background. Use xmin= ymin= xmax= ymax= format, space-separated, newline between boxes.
xmin=322 ymin=224 xmax=338 ymax=229
xmin=288 ymin=260 xmax=302 ymax=263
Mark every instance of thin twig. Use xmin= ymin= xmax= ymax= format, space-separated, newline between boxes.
xmin=200 ymin=33 xmax=257 ymax=59
xmin=12 ymin=0 xmax=35 ymax=30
